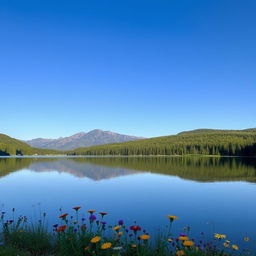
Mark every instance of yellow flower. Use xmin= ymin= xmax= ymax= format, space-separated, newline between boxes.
xmin=140 ymin=234 xmax=150 ymax=240
xmin=167 ymin=215 xmax=178 ymax=221
xmin=183 ymin=240 xmax=194 ymax=247
xmin=118 ymin=231 xmax=123 ymax=236
xmin=113 ymin=225 xmax=121 ymax=231
xmin=232 ymin=245 xmax=239 ymax=250
xmin=214 ymin=233 xmax=226 ymax=239
xmin=179 ymin=236 xmax=189 ymax=241
xmin=244 ymin=237 xmax=249 ymax=242
xmin=176 ymin=250 xmax=185 ymax=256
xmin=90 ymin=236 xmax=101 ymax=243
xmin=223 ymin=243 xmax=229 ymax=248
xmin=131 ymin=244 xmax=137 ymax=248
xmin=168 ymin=238 xmax=173 ymax=242
xmin=101 ymin=242 xmax=112 ymax=249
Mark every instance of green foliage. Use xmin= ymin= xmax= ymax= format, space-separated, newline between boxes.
xmin=2 ymin=213 xmax=53 ymax=256
xmin=69 ymin=129 xmax=256 ymax=156
xmin=0 ymin=246 xmax=31 ymax=256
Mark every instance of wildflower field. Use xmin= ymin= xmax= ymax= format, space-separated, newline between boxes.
xmin=0 ymin=207 xmax=253 ymax=256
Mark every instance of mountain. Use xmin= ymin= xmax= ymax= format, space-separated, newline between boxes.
xmin=70 ymin=128 xmax=256 ymax=156
xmin=25 ymin=129 xmax=145 ymax=150
xmin=0 ymin=133 xmax=60 ymax=156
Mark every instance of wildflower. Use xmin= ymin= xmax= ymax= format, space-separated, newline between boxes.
xmin=223 ymin=243 xmax=229 ymax=248
xmin=225 ymin=240 xmax=230 ymax=243
xmin=118 ymin=220 xmax=124 ymax=225
xmin=90 ymin=236 xmax=101 ymax=243
xmin=176 ymin=250 xmax=185 ymax=256
xmin=140 ymin=234 xmax=150 ymax=240
xmin=88 ymin=210 xmax=96 ymax=214
xmin=214 ymin=233 xmax=226 ymax=239
xmin=113 ymin=225 xmax=121 ymax=231
xmin=232 ymin=245 xmax=239 ymax=250
xmin=57 ymin=225 xmax=67 ymax=232
xmin=244 ymin=237 xmax=249 ymax=242
xmin=167 ymin=215 xmax=178 ymax=221
xmin=73 ymin=206 xmax=81 ymax=211
xmin=130 ymin=225 xmax=141 ymax=231
xmin=183 ymin=240 xmax=194 ymax=247
xmin=59 ymin=213 xmax=68 ymax=219
xmin=101 ymin=242 xmax=112 ymax=249
xmin=89 ymin=215 xmax=96 ymax=221
xmin=168 ymin=238 xmax=173 ymax=242
xmin=179 ymin=236 xmax=189 ymax=241
xmin=81 ymin=224 xmax=86 ymax=230
xmin=84 ymin=246 xmax=89 ymax=251
xmin=131 ymin=244 xmax=137 ymax=248
xmin=118 ymin=231 xmax=123 ymax=236
xmin=100 ymin=212 xmax=107 ymax=217
xmin=53 ymin=224 xmax=58 ymax=228
xmin=113 ymin=246 xmax=123 ymax=250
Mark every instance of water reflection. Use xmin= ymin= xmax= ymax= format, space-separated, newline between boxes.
xmin=0 ymin=156 xmax=256 ymax=182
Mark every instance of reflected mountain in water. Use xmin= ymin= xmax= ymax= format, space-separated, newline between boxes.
xmin=29 ymin=160 xmax=139 ymax=180
xmin=0 ymin=156 xmax=256 ymax=182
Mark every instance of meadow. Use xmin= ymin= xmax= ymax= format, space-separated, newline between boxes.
xmin=0 ymin=207 xmax=251 ymax=256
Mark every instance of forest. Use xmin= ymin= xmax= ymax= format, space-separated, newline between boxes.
xmin=0 ymin=134 xmax=60 ymax=156
xmin=69 ymin=129 xmax=256 ymax=156
xmin=1 ymin=129 xmax=256 ymax=156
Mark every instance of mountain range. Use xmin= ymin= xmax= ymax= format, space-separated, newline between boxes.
xmin=25 ymin=129 xmax=144 ymax=150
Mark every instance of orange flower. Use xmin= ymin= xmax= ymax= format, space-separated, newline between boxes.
xmin=59 ymin=213 xmax=68 ymax=219
xmin=183 ymin=240 xmax=194 ymax=247
xmin=90 ymin=236 xmax=101 ymax=243
xmin=179 ymin=236 xmax=189 ymax=241
xmin=88 ymin=210 xmax=96 ymax=214
xmin=140 ymin=234 xmax=150 ymax=240
xmin=113 ymin=225 xmax=121 ymax=231
xmin=167 ymin=215 xmax=178 ymax=221
xmin=100 ymin=212 xmax=108 ymax=216
xmin=73 ymin=206 xmax=81 ymax=211
xmin=57 ymin=225 xmax=67 ymax=232
xmin=101 ymin=242 xmax=112 ymax=249
xmin=176 ymin=250 xmax=185 ymax=256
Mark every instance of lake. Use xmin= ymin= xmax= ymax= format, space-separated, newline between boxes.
xmin=0 ymin=156 xmax=256 ymax=247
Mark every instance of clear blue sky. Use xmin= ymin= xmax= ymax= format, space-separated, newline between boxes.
xmin=0 ymin=0 xmax=255 ymax=140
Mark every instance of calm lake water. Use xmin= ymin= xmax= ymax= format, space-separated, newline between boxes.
xmin=0 ymin=156 xmax=256 ymax=246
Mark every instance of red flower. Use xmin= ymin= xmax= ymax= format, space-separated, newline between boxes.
xmin=130 ymin=225 xmax=141 ymax=231
xmin=59 ymin=213 xmax=68 ymax=219
xmin=73 ymin=206 xmax=81 ymax=211
xmin=57 ymin=225 xmax=67 ymax=232
xmin=81 ymin=224 xmax=87 ymax=230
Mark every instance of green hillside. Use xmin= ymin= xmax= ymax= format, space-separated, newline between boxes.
xmin=0 ymin=134 xmax=61 ymax=156
xmin=69 ymin=129 xmax=256 ymax=156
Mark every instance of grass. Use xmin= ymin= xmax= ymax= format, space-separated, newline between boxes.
xmin=0 ymin=208 xmax=252 ymax=256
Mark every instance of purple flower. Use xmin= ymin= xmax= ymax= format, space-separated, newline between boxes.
xmin=89 ymin=215 xmax=96 ymax=221
xmin=179 ymin=233 xmax=186 ymax=237
xmin=101 ymin=221 xmax=107 ymax=225
xmin=118 ymin=220 xmax=124 ymax=225
xmin=53 ymin=224 xmax=58 ymax=228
